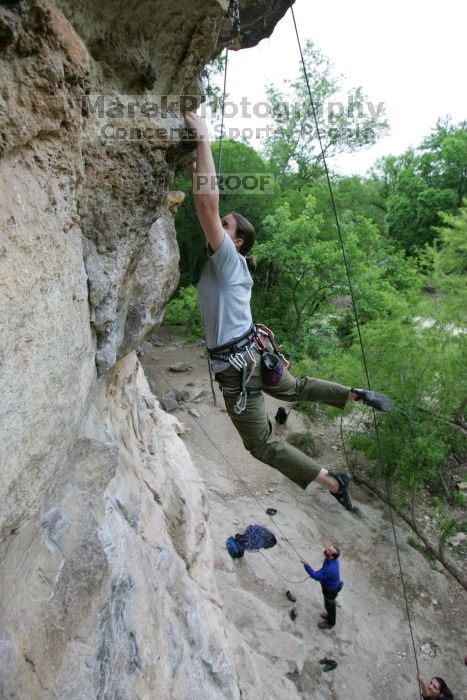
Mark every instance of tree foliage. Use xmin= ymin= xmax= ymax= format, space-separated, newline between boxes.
xmin=163 ymin=285 xmax=203 ymax=339
xmin=375 ymin=119 xmax=467 ymax=253
xmin=263 ymin=40 xmax=388 ymax=186
xmin=329 ymin=317 xmax=466 ymax=502
xmin=430 ymin=201 xmax=467 ymax=303
xmin=254 ymin=197 xmax=345 ymax=342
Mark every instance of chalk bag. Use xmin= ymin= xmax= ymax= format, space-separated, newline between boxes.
xmin=261 ymin=351 xmax=284 ymax=386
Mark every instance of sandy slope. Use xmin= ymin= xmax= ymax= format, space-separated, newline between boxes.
xmin=140 ymin=330 xmax=466 ymax=699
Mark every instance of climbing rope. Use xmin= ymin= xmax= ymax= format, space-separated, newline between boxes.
xmin=258 ymin=550 xmax=310 ymax=585
xmin=287 ymin=1 xmax=421 ymax=689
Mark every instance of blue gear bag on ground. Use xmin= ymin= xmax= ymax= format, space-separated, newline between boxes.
xmin=226 ymin=525 xmax=277 ymax=558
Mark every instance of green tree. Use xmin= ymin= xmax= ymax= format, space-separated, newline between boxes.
xmin=263 ymin=40 xmax=388 ymax=187
xmin=418 ymin=119 xmax=467 ymax=206
xmin=253 ymin=194 xmax=419 ymax=357
xmin=254 ymin=197 xmax=345 ymax=342
xmin=375 ymin=119 xmax=467 ymax=253
xmin=424 ymin=200 xmax=467 ymax=322
xmin=432 ymin=202 xmax=467 ymax=283
xmin=319 ymin=316 xmax=465 ymax=497
xmin=163 ymin=285 xmax=203 ymax=339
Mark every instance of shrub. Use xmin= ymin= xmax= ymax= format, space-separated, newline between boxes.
xmin=286 ymin=431 xmax=321 ymax=458
xmin=163 ymin=285 xmax=203 ymax=339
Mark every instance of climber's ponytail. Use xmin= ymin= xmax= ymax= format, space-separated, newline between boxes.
xmin=245 ymin=255 xmax=257 ymax=274
xmin=231 ymin=211 xmax=256 ymax=273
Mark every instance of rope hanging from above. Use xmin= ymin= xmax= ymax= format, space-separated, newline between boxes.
xmin=286 ymin=1 xmax=421 ymax=693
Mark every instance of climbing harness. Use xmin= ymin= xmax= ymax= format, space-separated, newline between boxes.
xmin=208 ymin=325 xmax=257 ymax=362
xmin=208 ymin=323 xmax=289 ymax=414
xmin=208 ymin=326 xmax=258 ymax=414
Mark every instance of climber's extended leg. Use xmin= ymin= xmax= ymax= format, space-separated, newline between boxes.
xmin=261 ymin=366 xmax=350 ymax=408
xmin=216 ymin=365 xmax=352 ymax=509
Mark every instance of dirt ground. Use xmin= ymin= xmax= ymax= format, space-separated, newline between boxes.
xmin=140 ymin=329 xmax=466 ymax=700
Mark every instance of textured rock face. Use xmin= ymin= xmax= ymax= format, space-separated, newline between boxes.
xmin=0 ymin=0 xmax=289 ymax=696
xmin=218 ymin=0 xmax=294 ymax=50
xmin=0 ymin=0 xmax=95 ymax=538
xmin=1 ymin=354 xmax=239 ymax=698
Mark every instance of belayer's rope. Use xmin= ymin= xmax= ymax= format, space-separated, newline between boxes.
xmin=287 ymin=1 xmax=421 ymax=690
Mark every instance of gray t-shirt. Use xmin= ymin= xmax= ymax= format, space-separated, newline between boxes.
xmin=198 ymin=232 xmax=253 ymax=371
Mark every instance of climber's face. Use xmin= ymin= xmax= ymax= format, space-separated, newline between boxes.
xmin=221 ymin=213 xmax=242 ymax=250
xmin=428 ymin=678 xmax=442 ymax=698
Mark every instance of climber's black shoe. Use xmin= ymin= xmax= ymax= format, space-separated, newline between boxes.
xmin=328 ymin=471 xmax=353 ymax=512
xmin=275 ymin=406 xmax=288 ymax=425
xmin=351 ymin=388 xmax=393 ymax=412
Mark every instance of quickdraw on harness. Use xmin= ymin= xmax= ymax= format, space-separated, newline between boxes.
xmin=208 ymin=323 xmax=289 ymax=415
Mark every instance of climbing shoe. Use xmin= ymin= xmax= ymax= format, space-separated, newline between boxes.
xmin=328 ymin=471 xmax=353 ymax=512
xmin=290 ymin=608 xmax=298 ymax=621
xmin=351 ymin=388 xmax=393 ymax=412
xmin=323 ymin=660 xmax=338 ymax=672
xmin=275 ymin=406 xmax=288 ymax=425
xmin=286 ymin=590 xmax=297 ymax=602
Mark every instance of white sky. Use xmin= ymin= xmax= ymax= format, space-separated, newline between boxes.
xmin=211 ymin=0 xmax=466 ymax=176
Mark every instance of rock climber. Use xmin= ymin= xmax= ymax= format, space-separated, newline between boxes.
xmin=301 ymin=545 xmax=342 ymax=629
xmin=184 ymin=110 xmax=392 ymax=513
xmin=417 ymin=673 xmax=454 ymax=700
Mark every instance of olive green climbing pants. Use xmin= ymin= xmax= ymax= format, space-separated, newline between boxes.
xmin=215 ymin=347 xmax=350 ymax=489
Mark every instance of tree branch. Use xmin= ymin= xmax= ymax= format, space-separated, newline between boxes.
xmin=352 ymin=473 xmax=467 ymax=590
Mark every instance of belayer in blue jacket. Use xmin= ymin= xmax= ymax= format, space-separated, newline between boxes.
xmin=301 ymin=545 xmax=342 ymax=629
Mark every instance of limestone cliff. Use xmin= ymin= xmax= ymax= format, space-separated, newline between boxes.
xmin=0 ymin=1 xmax=292 ymax=697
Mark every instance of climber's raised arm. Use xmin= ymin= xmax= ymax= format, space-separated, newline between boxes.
xmin=185 ymin=111 xmax=224 ymax=251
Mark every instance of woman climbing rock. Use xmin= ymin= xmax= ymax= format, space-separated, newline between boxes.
xmin=184 ymin=111 xmax=392 ymax=513
xmin=417 ymin=673 xmax=454 ymax=700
